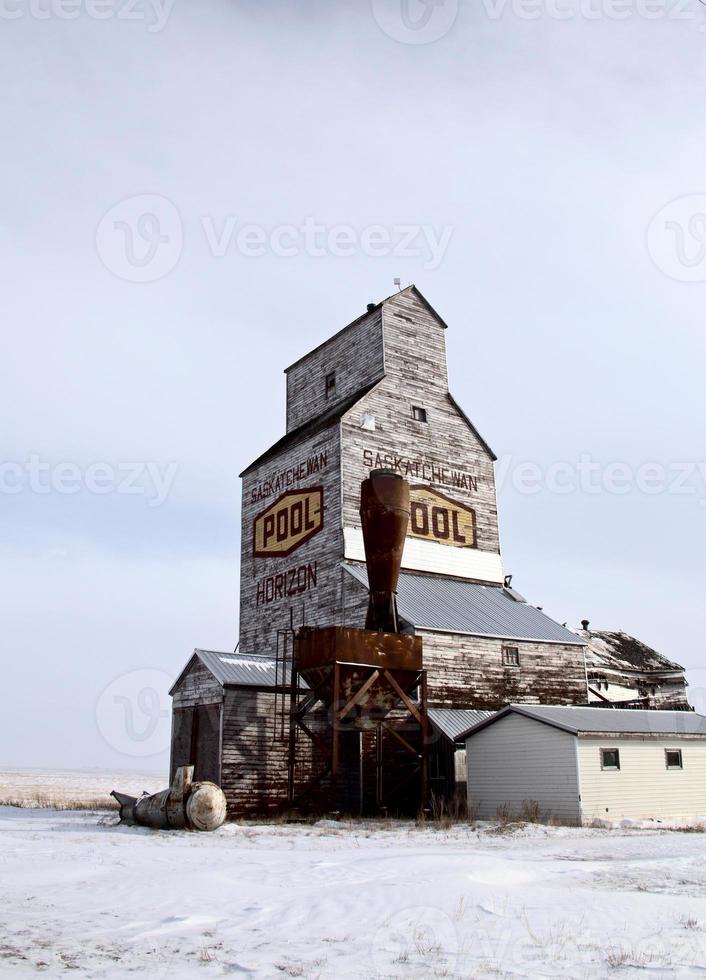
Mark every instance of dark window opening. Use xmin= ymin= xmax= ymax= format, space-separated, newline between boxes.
xmin=665 ymin=749 xmax=683 ymax=769
xmin=325 ymin=371 xmax=336 ymax=398
xmin=600 ymin=748 xmax=620 ymax=770
xmin=412 ymin=405 xmax=427 ymax=423
xmin=502 ymin=645 xmax=520 ymax=667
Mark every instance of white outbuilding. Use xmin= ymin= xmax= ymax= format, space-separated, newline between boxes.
xmin=460 ymin=704 xmax=706 ymax=824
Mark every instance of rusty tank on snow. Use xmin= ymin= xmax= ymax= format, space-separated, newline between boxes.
xmin=111 ymin=765 xmax=226 ymax=832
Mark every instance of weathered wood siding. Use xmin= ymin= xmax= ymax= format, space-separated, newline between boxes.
xmin=419 ymin=631 xmax=589 ymax=708
xmin=220 ymin=688 xmax=330 ymax=815
xmin=577 ymin=735 xmax=706 ymax=821
xmin=340 ymin=291 xmax=502 ymax=580
xmin=285 ymin=308 xmax=384 ymax=432
xmin=466 ymin=713 xmax=582 ymax=822
xmin=172 ymin=659 xmax=223 ymax=708
xmin=239 ymin=424 xmax=344 ymax=656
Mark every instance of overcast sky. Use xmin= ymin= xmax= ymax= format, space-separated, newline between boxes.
xmin=2 ymin=0 xmax=705 ymax=773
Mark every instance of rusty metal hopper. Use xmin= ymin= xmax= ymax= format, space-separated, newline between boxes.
xmin=359 ymin=469 xmax=410 ymax=633
xmin=295 ymin=626 xmax=422 ymax=725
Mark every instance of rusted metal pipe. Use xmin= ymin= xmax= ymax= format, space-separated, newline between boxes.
xmin=111 ymin=766 xmax=227 ymax=832
xmin=359 ymin=469 xmax=410 ymax=633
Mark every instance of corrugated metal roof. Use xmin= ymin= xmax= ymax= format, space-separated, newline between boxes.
xmin=343 ymin=564 xmax=584 ymax=645
xmin=190 ymin=649 xmax=301 ymax=689
xmin=428 ymin=707 xmax=495 ymax=742
xmin=463 ymin=703 xmax=706 ymax=738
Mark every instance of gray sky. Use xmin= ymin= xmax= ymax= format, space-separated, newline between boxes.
xmin=2 ymin=0 xmax=705 ymax=774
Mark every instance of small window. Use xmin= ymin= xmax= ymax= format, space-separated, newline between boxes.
xmin=325 ymin=371 xmax=336 ymax=398
xmin=412 ymin=405 xmax=427 ymax=423
xmin=665 ymin=749 xmax=683 ymax=770
xmin=600 ymin=748 xmax=620 ymax=770
xmin=502 ymin=646 xmax=520 ymax=667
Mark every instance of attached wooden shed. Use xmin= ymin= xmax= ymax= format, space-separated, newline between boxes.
xmin=169 ymin=649 xmax=315 ymax=816
xmin=461 ymin=704 xmax=706 ymax=824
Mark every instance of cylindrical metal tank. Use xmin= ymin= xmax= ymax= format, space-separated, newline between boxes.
xmin=111 ymin=767 xmax=227 ymax=832
xmin=359 ymin=469 xmax=410 ymax=632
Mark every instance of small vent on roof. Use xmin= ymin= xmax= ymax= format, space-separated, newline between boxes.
xmin=367 ymin=302 xmax=376 ymax=313
xmin=581 ymin=619 xmax=590 ymax=631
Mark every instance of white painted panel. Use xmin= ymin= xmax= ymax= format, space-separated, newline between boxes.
xmin=577 ymin=737 xmax=706 ymax=822
xmin=465 ymin=713 xmax=581 ymax=823
xmin=343 ymin=526 xmax=504 ymax=584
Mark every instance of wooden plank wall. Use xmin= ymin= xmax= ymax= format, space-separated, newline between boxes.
xmin=340 ymin=290 xmax=502 ymax=565
xmin=239 ymin=424 xmax=344 ymax=657
xmin=285 ymin=308 xmax=384 ymax=432
xmin=420 ymin=631 xmax=589 ymax=708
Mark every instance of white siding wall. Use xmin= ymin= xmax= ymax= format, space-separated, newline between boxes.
xmin=466 ymin=714 xmax=581 ymax=822
xmin=343 ymin=526 xmax=504 ymax=583
xmin=577 ymin=736 xmax=706 ymax=822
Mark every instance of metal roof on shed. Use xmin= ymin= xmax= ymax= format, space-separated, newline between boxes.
xmin=461 ymin=703 xmax=706 ymax=739
xmin=343 ymin=564 xmax=584 ymax=645
xmin=170 ymin=650 xmax=302 ymax=693
xmin=428 ymin=707 xmax=495 ymax=742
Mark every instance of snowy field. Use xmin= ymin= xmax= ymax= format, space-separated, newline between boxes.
xmin=0 ymin=769 xmax=166 ymax=808
xmin=1 ymin=808 xmax=705 ymax=978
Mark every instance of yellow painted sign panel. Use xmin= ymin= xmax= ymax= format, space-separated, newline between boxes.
xmin=408 ymin=486 xmax=476 ymax=549
xmin=253 ymin=487 xmax=324 ymax=558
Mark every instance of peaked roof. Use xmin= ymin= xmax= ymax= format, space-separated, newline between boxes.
xmin=459 ymin=703 xmax=706 ymax=740
xmin=169 ymin=649 xmax=304 ymax=695
xmin=428 ymin=707 xmax=495 ymax=742
xmin=447 ymin=393 xmax=496 ymax=461
xmin=579 ymin=629 xmax=684 ymax=675
xmin=239 ymin=380 xmax=379 ymax=476
xmin=343 ymin=564 xmax=585 ymax=645
xmin=284 ymin=285 xmax=447 ymax=375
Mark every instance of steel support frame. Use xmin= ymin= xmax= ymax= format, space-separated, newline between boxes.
xmin=286 ymin=661 xmax=428 ymax=815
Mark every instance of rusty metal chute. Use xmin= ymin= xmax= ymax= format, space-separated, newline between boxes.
xmin=360 ymin=470 xmax=409 ymax=633
xmin=286 ymin=471 xmax=428 ymax=816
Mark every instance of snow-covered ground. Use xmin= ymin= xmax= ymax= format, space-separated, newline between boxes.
xmin=0 ymin=769 xmax=166 ymax=807
xmin=1 ymin=809 xmax=705 ymax=978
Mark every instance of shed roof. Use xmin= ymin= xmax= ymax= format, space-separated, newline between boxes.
xmin=460 ymin=703 xmax=706 ymax=740
xmin=428 ymin=707 xmax=495 ymax=742
xmin=170 ymin=649 xmax=303 ymax=695
xmin=343 ymin=564 xmax=585 ymax=646
xmin=578 ymin=629 xmax=684 ymax=675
